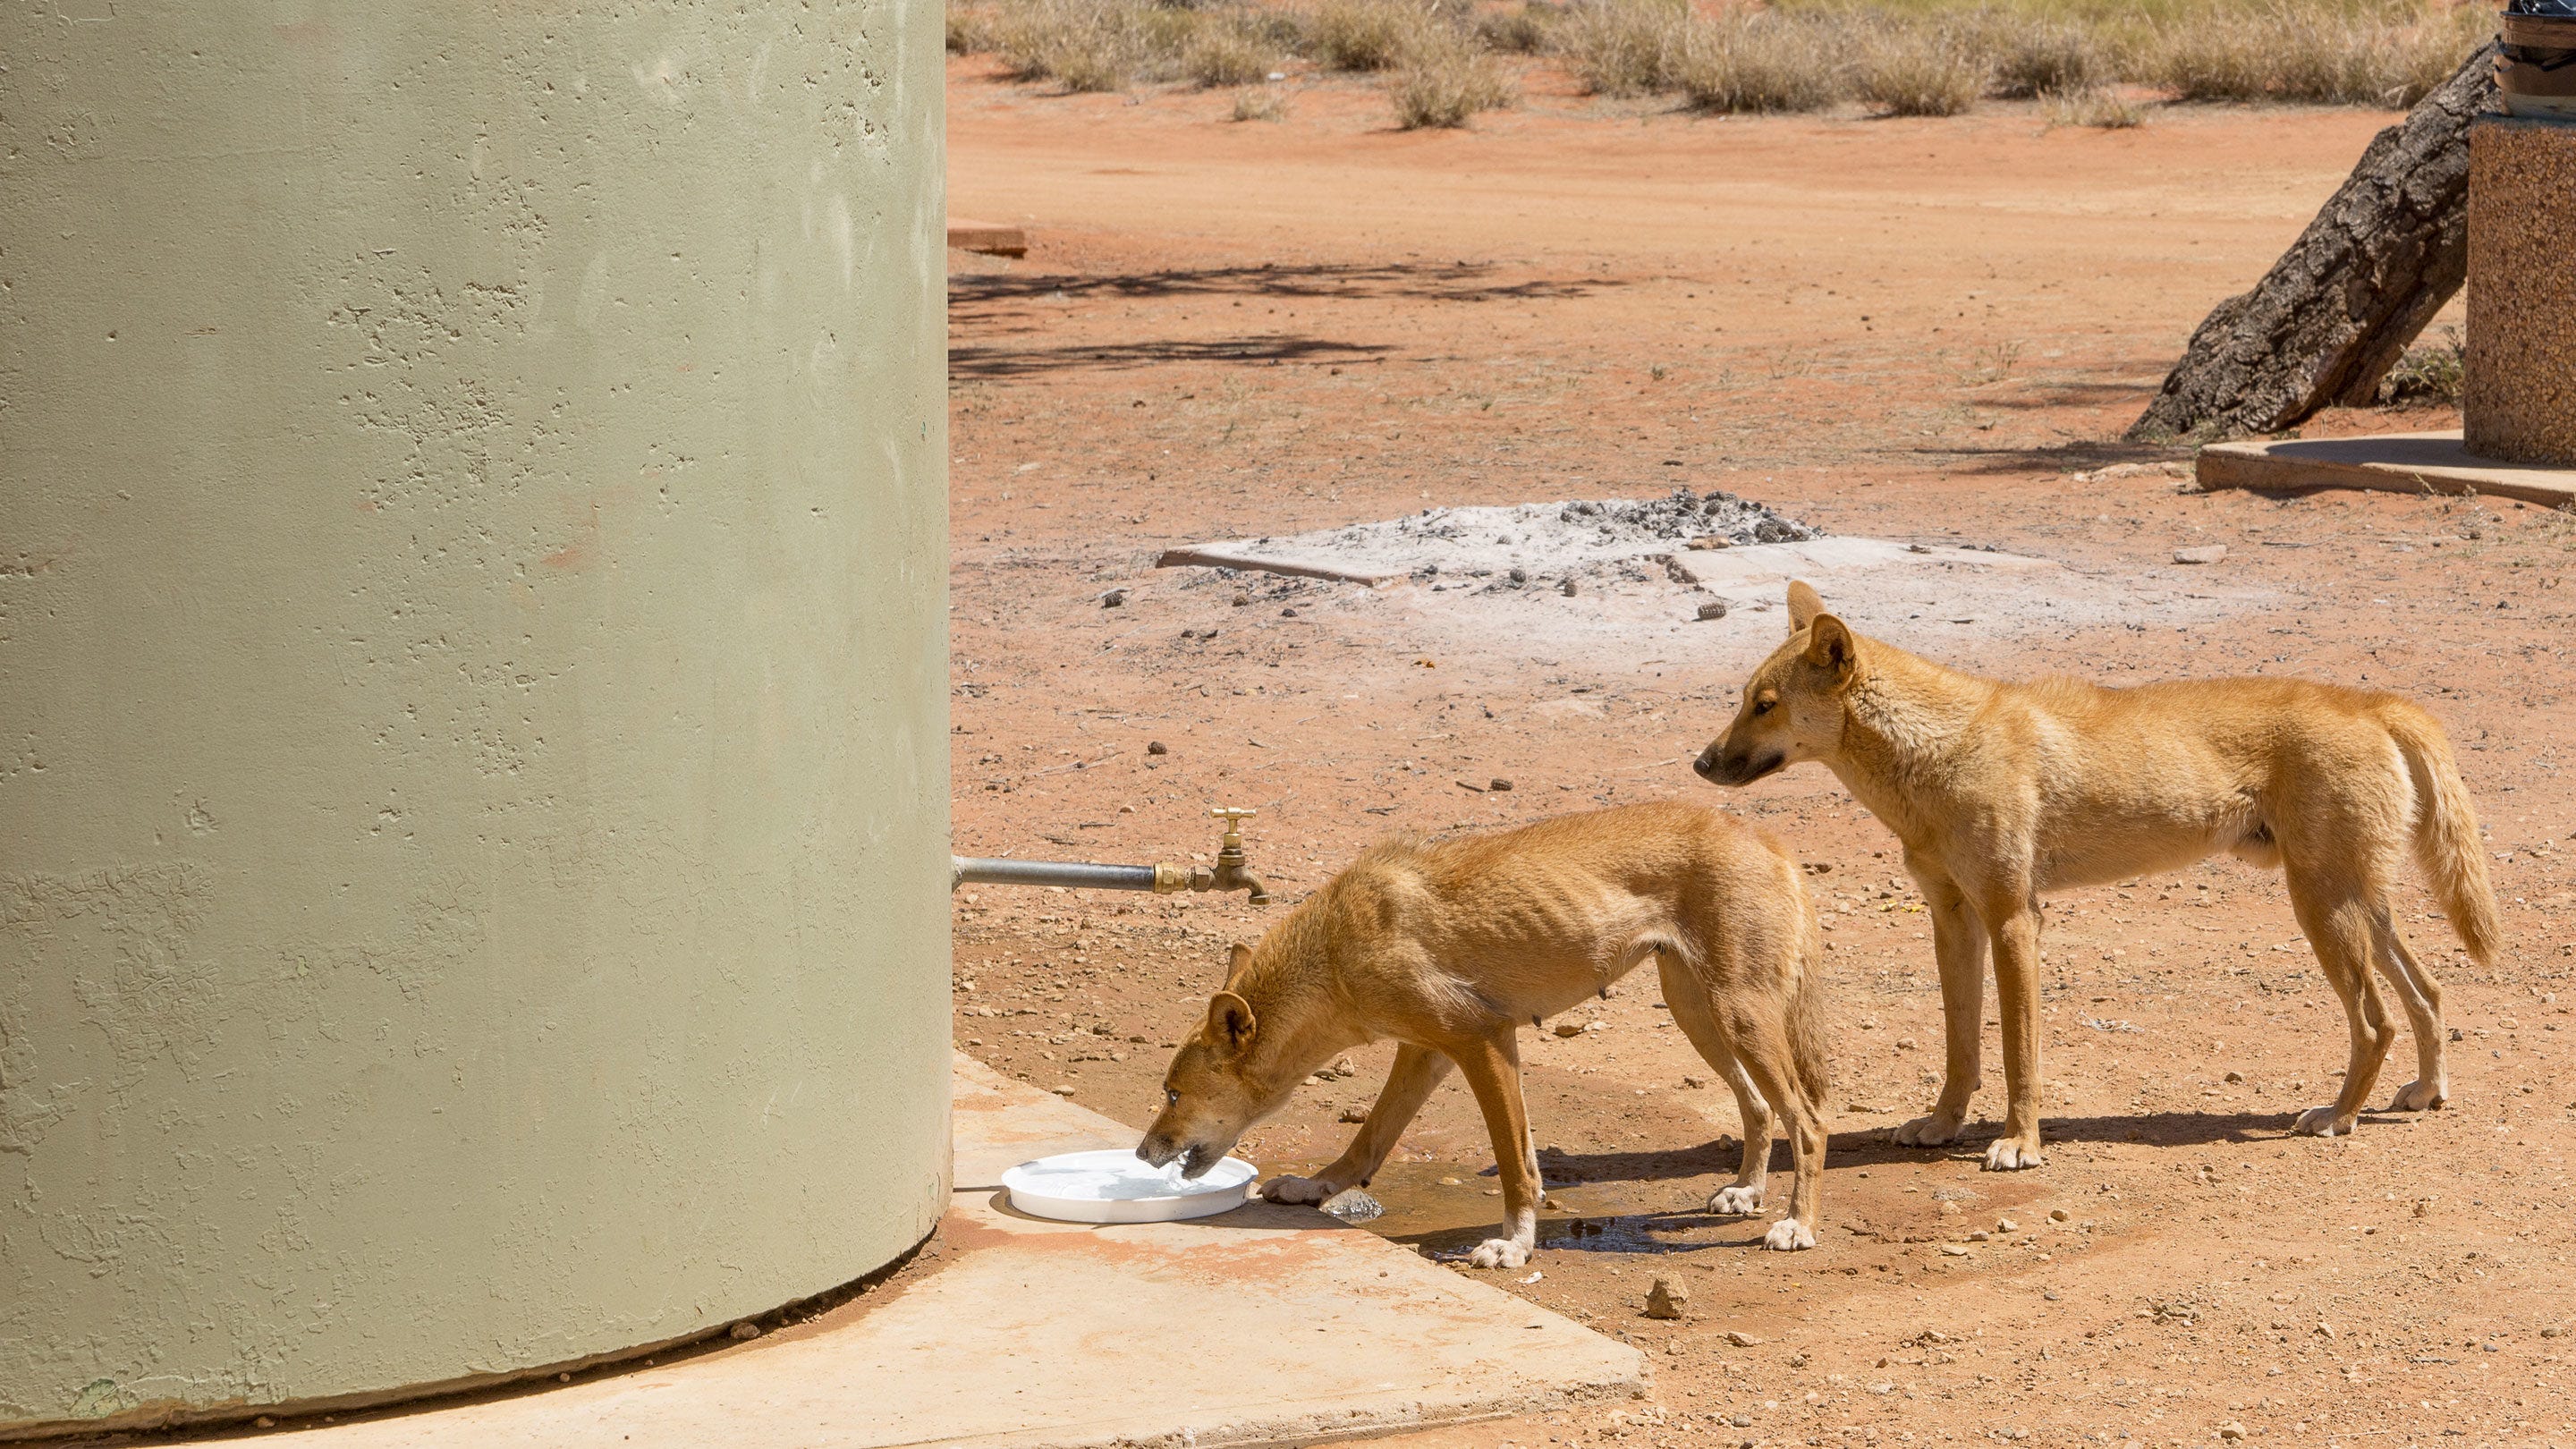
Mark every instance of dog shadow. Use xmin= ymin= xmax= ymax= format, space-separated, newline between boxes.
xmin=1535 ymin=1106 xmax=2357 ymax=1190
xmin=2043 ymin=1106 xmax=2416 ymax=1148
xmin=1387 ymin=1208 xmax=1785 ymax=1261
xmin=1530 ymin=1130 xmax=1899 ymax=1190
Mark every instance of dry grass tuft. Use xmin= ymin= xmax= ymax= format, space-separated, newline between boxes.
xmin=949 ymin=4 xmax=1007 ymax=55
xmin=2046 ymin=82 xmax=2146 ymax=126
xmin=1562 ymin=0 xmax=1697 ymax=97
xmin=1853 ymin=15 xmax=1989 ymax=115
xmin=1390 ymin=27 xmax=1518 ymax=125
xmin=1182 ymin=12 xmax=1284 ymax=85
xmin=1231 ymin=85 xmax=1290 ymax=120
xmin=2146 ymin=0 xmax=2486 ymax=106
xmin=2379 ymin=326 xmax=2465 ymax=406
xmin=1312 ymin=0 xmax=1438 ymax=70
xmin=1476 ymin=1 xmax=1563 ymax=55
xmin=2149 ymin=8 xmax=2305 ymax=100
xmin=955 ymin=0 xmax=2487 ymax=115
xmin=1674 ymin=11 xmax=1843 ymax=113
xmin=993 ymin=0 xmax=1149 ymax=89
xmin=1990 ymin=19 xmax=2109 ymax=97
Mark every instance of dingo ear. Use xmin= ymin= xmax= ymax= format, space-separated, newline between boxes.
xmin=1225 ymin=941 xmax=1254 ymax=984
xmin=1207 ymin=990 xmax=1258 ymax=1055
xmin=1786 ymin=580 xmax=1826 ymax=632
xmin=1806 ymin=614 xmax=1857 ymax=675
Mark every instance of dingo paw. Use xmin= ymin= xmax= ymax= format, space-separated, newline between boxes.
xmin=1982 ymin=1136 xmax=2046 ymax=1172
xmin=2292 ymin=1106 xmax=2354 ymax=1138
xmin=1261 ymin=1174 xmax=1337 ymax=1205
xmin=1894 ymin=1112 xmax=1964 ymax=1148
xmin=1761 ymin=1218 xmax=1817 ymax=1251
xmin=2387 ymin=1078 xmax=2448 ymax=1113
xmin=1707 ymin=1184 xmax=1766 ymax=1216
xmin=1467 ymin=1236 xmax=1532 ymax=1269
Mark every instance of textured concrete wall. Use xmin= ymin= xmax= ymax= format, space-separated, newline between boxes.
xmin=2465 ymin=118 xmax=2576 ymax=465
xmin=1 ymin=2 xmax=947 ymax=1434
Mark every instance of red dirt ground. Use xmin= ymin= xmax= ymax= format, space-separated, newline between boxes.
xmin=943 ymin=59 xmax=2572 ymax=1449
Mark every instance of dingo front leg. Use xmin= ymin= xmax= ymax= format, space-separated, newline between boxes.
xmin=1261 ymin=1174 xmax=1336 ymax=1205
xmin=1980 ymin=902 xmax=2046 ymax=1172
xmin=2292 ymin=1104 xmax=2354 ymax=1138
xmin=1262 ymin=1044 xmax=1453 ymax=1206
xmin=1897 ymin=869 xmax=1986 ymax=1148
xmin=1763 ymin=1217 xmax=1818 ymax=1251
xmin=1451 ymin=1030 xmax=1538 ymax=1269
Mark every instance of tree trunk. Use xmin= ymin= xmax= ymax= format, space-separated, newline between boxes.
xmin=2126 ymin=41 xmax=2499 ymax=444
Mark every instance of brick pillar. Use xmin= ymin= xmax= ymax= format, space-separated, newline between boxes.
xmin=2465 ymin=117 xmax=2576 ymax=465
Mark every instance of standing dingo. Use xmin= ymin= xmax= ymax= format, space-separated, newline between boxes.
xmin=1136 ymin=801 xmax=1832 ymax=1264
xmin=1695 ymin=581 xmax=2498 ymax=1171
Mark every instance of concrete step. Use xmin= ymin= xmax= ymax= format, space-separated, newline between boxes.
xmin=177 ymin=1055 xmax=1640 ymax=1449
xmin=948 ymin=218 xmax=1028 ymax=257
xmin=2197 ymin=429 xmax=2576 ymax=508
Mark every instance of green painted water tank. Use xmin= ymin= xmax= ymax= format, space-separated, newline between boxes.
xmin=0 ymin=3 xmax=950 ymax=1434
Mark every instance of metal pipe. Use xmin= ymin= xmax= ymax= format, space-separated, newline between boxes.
xmin=949 ymin=808 xmax=1269 ymax=903
xmin=951 ymin=857 xmax=1183 ymax=893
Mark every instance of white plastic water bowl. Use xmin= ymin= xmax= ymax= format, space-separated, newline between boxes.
xmin=1001 ymin=1149 xmax=1258 ymax=1224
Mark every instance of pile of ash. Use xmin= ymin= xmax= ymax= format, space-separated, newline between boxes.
xmin=1165 ymin=487 xmax=1833 ymax=604
xmin=1555 ymin=489 xmax=1824 ymax=547
xmin=1248 ymin=488 xmax=1824 ymax=587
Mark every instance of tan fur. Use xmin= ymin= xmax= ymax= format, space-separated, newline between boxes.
xmin=1696 ymin=580 xmax=2501 ymax=1170
xmin=1137 ymin=801 xmax=1832 ymax=1264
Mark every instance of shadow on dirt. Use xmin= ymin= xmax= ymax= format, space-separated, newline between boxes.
xmin=2045 ymin=1106 xmax=2358 ymax=1148
xmin=949 ymin=259 xmax=1616 ymax=307
xmin=1953 ymin=377 xmax=2157 ymax=413
xmin=1375 ymin=1107 xmax=2320 ymax=1259
xmin=1523 ymin=1107 xmax=2309 ymax=1191
xmin=1390 ymin=1208 xmax=1796 ymax=1260
xmin=947 ymin=261 xmax=1616 ymax=379
xmin=1916 ymin=437 xmax=2194 ymax=476
xmin=949 ymin=335 xmax=1395 ymax=380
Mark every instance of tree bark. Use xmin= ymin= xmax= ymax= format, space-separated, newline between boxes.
xmin=2126 ymin=41 xmax=2499 ymax=443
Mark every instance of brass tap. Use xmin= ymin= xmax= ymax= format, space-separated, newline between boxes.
xmin=1199 ymin=807 xmax=1270 ymax=904
xmin=1123 ymin=809 xmax=1267 ymax=902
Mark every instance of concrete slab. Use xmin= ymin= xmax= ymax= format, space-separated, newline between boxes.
xmin=1160 ymin=532 xmax=2046 ymax=591
xmin=169 ymin=1057 xmax=1640 ymax=1449
xmin=2196 ymin=429 xmax=2576 ymax=508
xmin=948 ymin=218 xmax=1029 ymax=257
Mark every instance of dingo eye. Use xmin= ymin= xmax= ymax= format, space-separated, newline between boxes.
xmin=1165 ymin=1088 xmax=1180 ymax=1106
xmin=1753 ymin=695 xmax=1776 ymax=716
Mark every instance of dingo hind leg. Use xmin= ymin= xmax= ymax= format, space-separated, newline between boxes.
xmin=2373 ymin=911 xmax=2448 ymax=1112
xmin=1449 ymin=1030 xmax=1542 ymax=1268
xmin=1690 ymin=904 xmax=1828 ymax=1250
xmin=1708 ymin=997 xmax=1826 ymax=1250
xmin=1659 ymin=953 xmax=1772 ymax=1216
xmin=2284 ymin=871 xmax=2399 ymax=1138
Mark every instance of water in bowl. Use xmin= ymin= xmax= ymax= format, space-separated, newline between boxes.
xmin=1017 ymin=1154 xmax=1200 ymax=1201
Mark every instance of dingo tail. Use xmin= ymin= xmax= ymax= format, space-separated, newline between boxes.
xmin=2391 ymin=707 xmax=2500 ymax=966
